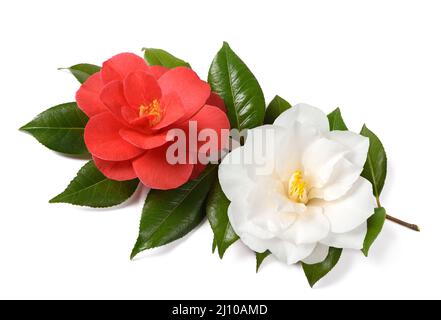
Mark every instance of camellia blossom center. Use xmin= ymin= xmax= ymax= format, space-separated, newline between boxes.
xmin=139 ymin=99 xmax=163 ymax=126
xmin=288 ymin=170 xmax=309 ymax=204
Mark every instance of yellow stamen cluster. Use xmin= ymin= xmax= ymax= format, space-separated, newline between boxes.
xmin=288 ymin=170 xmax=308 ymax=204
xmin=139 ymin=99 xmax=162 ymax=126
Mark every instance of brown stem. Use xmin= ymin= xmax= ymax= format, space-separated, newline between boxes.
xmin=376 ymin=196 xmax=420 ymax=232
xmin=386 ymin=214 xmax=420 ymax=232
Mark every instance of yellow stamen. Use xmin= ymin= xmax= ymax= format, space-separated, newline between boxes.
xmin=139 ymin=99 xmax=162 ymax=126
xmin=288 ymin=170 xmax=308 ymax=204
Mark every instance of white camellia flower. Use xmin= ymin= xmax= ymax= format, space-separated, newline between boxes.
xmin=218 ymin=104 xmax=376 ymax=264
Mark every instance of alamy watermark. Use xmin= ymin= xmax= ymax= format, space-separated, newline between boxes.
xmin=165 ymin=121 xmax=275 ymax=175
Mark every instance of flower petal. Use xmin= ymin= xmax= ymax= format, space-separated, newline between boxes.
xmin=280 ymin=206 xmax=330 ymax=245
xmin=247 ymin=236 xmax=316 ymax=265
xmin=93 ymin=156 xmax=137 ymax=181
xmin=148 ymin=65 xmax=168 ymax=79
xmin=302 ymin=137 xmax=348 ymax=188
xmin=309 ymin=158 xmax=362 ymax=201
xmin=151 ymin=93 xmax=185 ymax=130
xmin=190 ymin=104 xmax=230 ymax=133
xmin=206 ymin=92 xmax=227 ymax=112
xmin=158 ymin=67 xmax=210 ymax=119
xmin=119 ymin=128 xmax=169 ymax=150
xmin=189 ymin=104 xmax=231 ymax=152
xmin=84 ymin=112 xmax=144 ymax=161
xmin=75 ymin=73 xmax=107 ymax=117
xmin=190 ymin=163 xmax=206 ymax=180
xmin=305 ymin=131 xmax=369 ymax=201
xmin=327 ymin=130 xmax=369 ymax=168
xmin=274 ymin=123 xmax=321 ymax=182
xmin=320 ymin=222 xmax=367 ymax=249
xmin=302 ymin=243 xmax=330 ymax=264
xmin=101 ymin=53 xmax=149 ymax=84
xmin=228 ymin=196 xmax=315 ymax=264
xmin=269 ymin=240 xmax=316 ymax=264
xmin=100 ymin=80 xmax=129 ymax=121
xmin=219 ymin=146 xmax=255 ymax=202
xmin=318 ymin=177 xmax=376 ymax=233
xmin=132 ymin=146 xmax=194 ymax=190
xmin=123 ymin=71 xmax=161 ymax=108
xmin=274 ymin=103 xmax=329 ymax=133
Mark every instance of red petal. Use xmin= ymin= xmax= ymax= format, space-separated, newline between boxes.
xmin=158 ymin=67 xmax=210 ymax=120
xmin=190 ymin=163 xmax=206 ymax=180
xmin=101 ymin=53 xmax=149 ymax=84
xmin=123 ymin=71 xmax=161 ymax=108
xmin=190 ymin=104 xmax=231 ymax=151
xmin=147 ymin=65 xmax=168 ymax=79
xmin=121 ymin=105 xmax=139 ymax=123
xmin=93 ymin=156 xmax=137 ymax=181
xmin=132 ymin=146 xmax=194 ymax=190
xmin=151 ymin=93 xmax=185 ymax=130
xmin=75 ymin=73 xmax=107 ymax=117
xmin=100 ymin=80 xmax=129 ymax=121
xmin=84 ymin=112 xmax=144 ymax=161
xmin=206 ymin=92 xmax=227 ymax=113
xmin=119 ymin=128 xmax=169 ymax=149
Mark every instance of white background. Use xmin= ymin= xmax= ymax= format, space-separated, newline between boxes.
xmin=1 ymin=0 xmax=440 ymax=299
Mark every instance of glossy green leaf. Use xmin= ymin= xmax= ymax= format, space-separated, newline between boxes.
xmin=360 ymin=125 xmax=387 ymax=198
xmin=50 ymin=161 xmax=139 ymax=208
xmin=256 ymin=251 xmax=271 ymax=273
xmin=20 ymin=102 xmax=89 ymax=155
xmin=264 ymin=95 xmax=292 ymax=124
xmin=208 ymin=42 xmax=265 ymax=130
xmin=206 ymin=178 xmax=239 ymax=258
xmin=302 ymin=247 xmax=342 ymax=287
xmin=362 ymin=207 xmax=386 ymax=256
xmin=131 ymin=165 xmax=217 ymax=259
xmin=143 ymin=48 xmax=190 ymax=69
xmin=60 ymin=63 xmax=101 ymax=84
xmin=327 ymin=107 xmax=348 ymax=131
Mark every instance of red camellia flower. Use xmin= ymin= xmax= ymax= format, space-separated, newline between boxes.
xmin=76 ymin=53 xmax=230 ymax=190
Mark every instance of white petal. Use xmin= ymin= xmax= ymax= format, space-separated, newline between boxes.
xmin=246 ymin=181 xmax=298 ymax=234
xmin=274 ymin=123 xmax=321 ymax=182
xmin=280 ymin=206 xmax=330 ymax=245
xmin=305 ymin=131 xmax=369 ymax=201
xmin=309 ymin=158 xmax=361 ymax=201
xmin=321 ymin=222 xmax=367 ymax=249
xmin=270 ymin=240 xmax=316 ymax=265
xmin=241 ymin=232 xmax=315 ymax=265
xmin=302 ymin=243 xmax=329 ymax=264
xmin=227 ymin=197 xmax=276 ymax=240
xmin=218 ymin=146 xmax=254 ymax=202
xmin=274 ymin=103 xmax=329 ymax=133
xmin=327 ymin=130 xmax=369 ymax=168
xmin=219 ymin=125 xmax=285 ymax=202
xmin=319 ymin=177 xmax=376 ymax=233
xmin=302 ymin=137 xmax=347 ymax=188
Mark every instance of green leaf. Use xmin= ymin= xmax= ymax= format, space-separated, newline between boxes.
xmin=50 ymin=161 xmax=139 ymax=208
xmin=327 ymin=107 xmax=348 ymax=131
xmin=256 ymin=251 xmax=271 ymax=273
xmin=362 ymin=207 xmax=386 ymax=256
xmin=20 ymin=102 xmax=89 ymax=155
xmin=208 ymin=42 xmax=265 ymax=130
xmin=264 ymin=95 xmax=292 ymax=124
xmin=143 ymin=48 xmax=190 ymax=69
xmin=212 ymin=237 xmax=217 ymax=253
xmin=60 ymin=63 xmax=101 ymax=84
xmin=206 ymin=178 xmax=239 ymax=258
xmin=360 ymin=125 xmax=387 ymax=198
xmin=302 ymin=247 xmax=342 ymax=287
xmin=131 ymin=165 xmax=217 ymax=259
